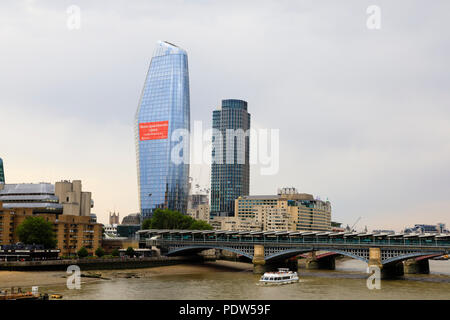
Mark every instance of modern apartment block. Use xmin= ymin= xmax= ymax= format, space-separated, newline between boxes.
xmin=135 ymin=41 xmax=190 ymax=219
xmin=210 ymin=99 xmax=251 ymax=218
xmin=224 ymin=187 xmax=332 ymax=232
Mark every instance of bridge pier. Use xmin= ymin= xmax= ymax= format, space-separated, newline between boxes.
xmin=368 ymin=248 xmax=403 ymax=279
xmin=305 ymin=252 xmax=335 ymax=270
xmin=305 ymin=252 xmax=319 ymax=269
xmin=252 ymin=244 xmax=266 ymax=274
xmin=199 ymin=249 xmax=219 ymax=262
xmin=368 ymin=248 xmax=383 ymax=270
xmin=381 ymin=263 xmax=404 ymax=278
xmin=286 ymin=258 xmax=299 ymax=271
xmin=403 ymin=259 xmax=430 ymax=274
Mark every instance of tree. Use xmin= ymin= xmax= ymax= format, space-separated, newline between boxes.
xmin=190 ymin=220 xmax=213 ymax=230
xmin=111 ymin=248 xmax=120 ymax=257
xmin=95 ymin=247 xmax=105 ymax=257
xmin=142 ymin=208 xmax=213 ymax=230
xmin=16 ymin=216 xmax=57 ymax=249
xmin=142 ymin=218 xmax=152 ymax=230
xmin=77 ymin=246 xmax=89 ymax=258
xmin=125 ymin=247 xmax=135 ymax=257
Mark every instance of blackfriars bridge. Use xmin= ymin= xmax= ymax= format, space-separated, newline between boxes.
xmin=137 ymin=229 xmax=450 ymax=278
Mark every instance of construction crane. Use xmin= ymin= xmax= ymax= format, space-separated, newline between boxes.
xmin=350 ymin=217 xmax=362 ymax=232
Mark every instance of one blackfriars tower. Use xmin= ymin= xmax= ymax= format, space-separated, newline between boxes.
xmin=135 ymin=41 xmax=190 ymax=219
xmin=210 ymin=99 xmax=250 ymax=218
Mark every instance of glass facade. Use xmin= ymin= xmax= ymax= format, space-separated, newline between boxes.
xmin=135 ymin=41 xmax=190 ymax=219
xmin=210 ymin=99 xmax=250 ymax=217
xmin=0 ymin=158 xmax=4 ymax=183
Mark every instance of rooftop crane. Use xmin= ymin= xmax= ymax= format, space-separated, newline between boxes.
xmin=351 ymin=216 xmax=362 ymax=232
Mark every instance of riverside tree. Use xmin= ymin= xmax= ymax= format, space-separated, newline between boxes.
xmin=95 ymin=247 xmax=105 ymax=257
xmin=112 ymin=248 xmax=120 ymax=257
xmin=16 ymin=216 xmax=57 ymax=249
xmin=125 ymin=247 xmax=135 ymax=257
xmin=77 ymin=246 xmax=89 ymax=258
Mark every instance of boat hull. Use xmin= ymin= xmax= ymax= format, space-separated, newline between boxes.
xmin=259 ymin=279 xmax=299 ymax=285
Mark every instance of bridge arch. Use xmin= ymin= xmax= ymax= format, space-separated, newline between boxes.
xmin=166 ymin=245 xmax=254 ymax=260
xmin=265 ymin=248 xmax=369 ymax=263
xmin=322 ymin=249 xmax=369 ymax=263
xmin=265 ymin=249 xmax=312 ymax=262
xmin=382 ymin=252 xmax=443 ymax=265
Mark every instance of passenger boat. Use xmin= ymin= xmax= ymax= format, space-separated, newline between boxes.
xmin=259 ymin=268 xmax=299 ymax=285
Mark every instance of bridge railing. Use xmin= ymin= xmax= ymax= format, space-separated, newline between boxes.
xmin=149 ymin=236 xmax=450 ymax=249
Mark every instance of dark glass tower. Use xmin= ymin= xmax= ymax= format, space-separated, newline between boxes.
xmin=210 ymin=99 xmax=250 ymax=217
xmin=135 ymin=41 xmax=190 ymax=219
xmin=0 ymin=158 xmax=4 ymax=183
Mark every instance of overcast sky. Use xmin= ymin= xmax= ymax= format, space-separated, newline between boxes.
xmin=1 ymin=0 xmax=449 ymax=230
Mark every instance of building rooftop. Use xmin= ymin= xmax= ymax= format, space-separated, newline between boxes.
xmin=0 ymin=183 xmax=55 ymax=195
xmin=239 ymin=195 xmax=280 ymax=200
xmin=153 ymin=40 xmax=187 ymax=58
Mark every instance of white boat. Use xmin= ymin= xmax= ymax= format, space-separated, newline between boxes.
xmin=259 ymin=268 xmax=299 ymax=285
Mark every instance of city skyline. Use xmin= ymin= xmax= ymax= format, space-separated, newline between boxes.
xmin=1 ymin=1 xmax=449 ymax=230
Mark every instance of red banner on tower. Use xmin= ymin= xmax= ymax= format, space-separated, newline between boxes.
xmin=139 ymin=121 xmax=169 ymax=141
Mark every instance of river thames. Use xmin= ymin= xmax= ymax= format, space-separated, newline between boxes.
xmin=32 ymin=258 xmax=450 ymax=300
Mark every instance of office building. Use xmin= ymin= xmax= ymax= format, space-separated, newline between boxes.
xmin=187 ymin=194 xmax=210 ymax=223
xmin=210 ymin=99 xmax=250 ymax=218
xmin=121 ymin=213 xmax=141 ymax=225
xmin=0 ymin=158 xmax=4 ymax=183
xmin=135 ymin=41 xmax=190 ymax=219
xmin=117 ymin=224 xmax=141 ymax=239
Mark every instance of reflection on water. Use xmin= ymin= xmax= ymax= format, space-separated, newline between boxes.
xmin=45 ymin=259 xmax=450 ymax=300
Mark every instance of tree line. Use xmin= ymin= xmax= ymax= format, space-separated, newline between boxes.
xmin=142 ymin=209 xmax=213 ymax=230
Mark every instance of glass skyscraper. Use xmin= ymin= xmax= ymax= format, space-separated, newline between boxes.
xmin=135 ymin=41 xmax=190 ymax=219
xmin=0 ymin=158 xmax=4 ymax=183
xmin=210 ymin=99 xmax=250 ymax=217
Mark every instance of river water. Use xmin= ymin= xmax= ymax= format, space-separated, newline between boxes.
xmin=44 ymin=259 xmax=450 ymax=300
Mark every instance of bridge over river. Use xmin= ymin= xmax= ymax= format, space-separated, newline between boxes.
xmin=137 ymin=229 xmax=450 ymax=278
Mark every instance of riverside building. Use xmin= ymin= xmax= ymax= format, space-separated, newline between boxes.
xmin=135 ymin=41 xmax=190 ymax=219
xmin=0 ymin=180 xmax=102 ymax=256
xmin=0 ymin=180 xmax=93 ymax=216
xmin=216 ymin=188 xmax=332 ymax=232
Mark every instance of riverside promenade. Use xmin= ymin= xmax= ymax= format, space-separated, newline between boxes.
xmin=0 ymin=255 xmax=203 ymax=271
